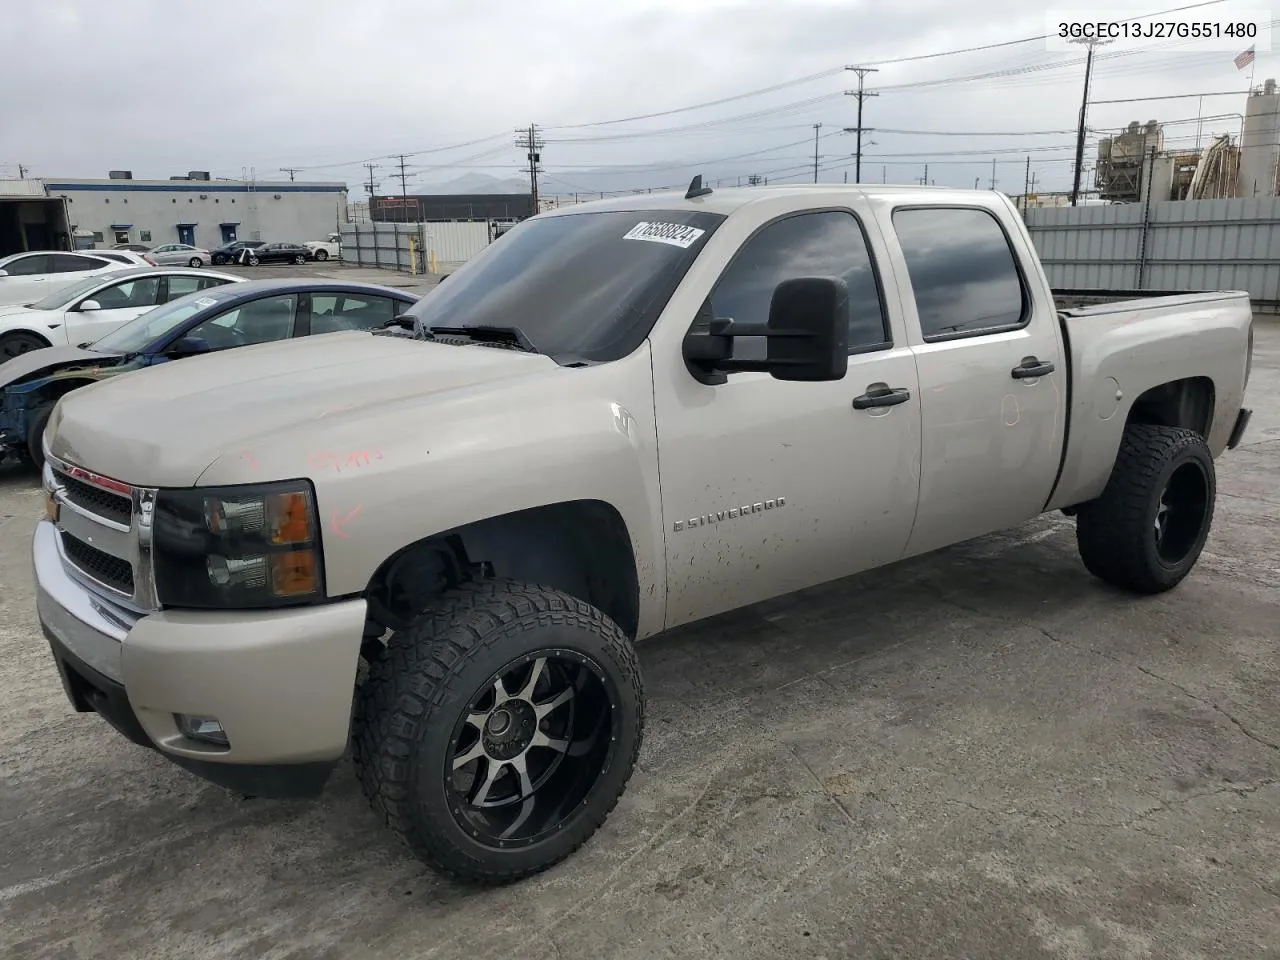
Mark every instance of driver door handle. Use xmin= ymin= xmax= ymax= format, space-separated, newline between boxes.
xmin=852 ymin=382 xmax=911 ymax=409
xmin=1012 ymin=356 xmax=1055 ymax=379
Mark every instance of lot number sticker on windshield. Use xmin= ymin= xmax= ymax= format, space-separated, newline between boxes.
xmin=622 ymin=221 xmax=706 ymax=249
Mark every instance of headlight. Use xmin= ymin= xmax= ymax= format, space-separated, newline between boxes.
xmin=153 ymin=480 xmax=324 ymax=608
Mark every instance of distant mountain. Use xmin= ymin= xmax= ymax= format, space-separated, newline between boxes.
xmin=418 ymin=172 xmax=530 ymax=194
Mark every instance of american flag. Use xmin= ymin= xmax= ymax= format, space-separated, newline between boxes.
xmin=1234 ymin=45 xmax=1256 ymax=70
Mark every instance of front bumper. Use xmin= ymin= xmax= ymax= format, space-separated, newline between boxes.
xmin=33 ymin=519 xmax=368 ymax=798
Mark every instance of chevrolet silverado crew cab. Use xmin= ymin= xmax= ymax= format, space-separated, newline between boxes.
xmin=32 ymin=182 xmax=1254 ymax=885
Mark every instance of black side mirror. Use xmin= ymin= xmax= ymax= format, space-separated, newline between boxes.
xmin=683 ymin=276 xmax=849 ymax=385
xmin=166 ymin=336 xmax=211 ymax=358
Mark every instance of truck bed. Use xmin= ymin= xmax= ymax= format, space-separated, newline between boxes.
xmin=1047 ymin=288 xmax=1253 ymax=512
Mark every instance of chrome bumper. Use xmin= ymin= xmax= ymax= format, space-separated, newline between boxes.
xmin=33 ymin=519 xmax=136 ymax=683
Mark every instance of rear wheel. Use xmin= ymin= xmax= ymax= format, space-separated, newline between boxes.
xmin=293 ymin=254 xmax=306 ymax=264
xmin=353 ymin=579 xmax=644 ymax=884
xmin=247 ymin=255 xmax=260 ymax=266
xmin=188 ymin=257 xmax=203 ymax=268
xmin=0 ymin=331 xmax=51 ymax=363
xmin=1075 ymin=423 xmax=1215 ymax=594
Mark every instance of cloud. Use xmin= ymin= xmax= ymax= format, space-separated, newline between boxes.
xmin=2 ymin=0 xmax=1268 ymax=195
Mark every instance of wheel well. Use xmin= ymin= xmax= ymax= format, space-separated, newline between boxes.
xmin=1 ymin=329 xmax=52 ymax=349
xmin=1126 ymin=377 xmax=1214 ymax=437
xmin=363 ymin=499 xmax=641 ymax=640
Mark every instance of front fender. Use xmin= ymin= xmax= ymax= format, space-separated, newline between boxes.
xmin=196 ymin=343 xmax=667 ymax=638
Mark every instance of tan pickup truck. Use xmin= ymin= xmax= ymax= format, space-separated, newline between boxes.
xmin=31 ymin=183 xmax=1254 ymax=885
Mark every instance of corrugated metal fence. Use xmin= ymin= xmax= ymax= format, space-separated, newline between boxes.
xmin=338 ymin=221 xmax=491 ymax=274
xmin=1025 ymin=197 xmax=1280 ymax=311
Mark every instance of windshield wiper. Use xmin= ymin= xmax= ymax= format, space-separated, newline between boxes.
xmin=422 ymin=324 xmax=540 ymax=354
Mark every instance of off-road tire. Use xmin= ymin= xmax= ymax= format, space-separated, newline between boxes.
xmin=352 ymin=579 xmax=644 ymax=885
xmin=1075 ymin=423 xmax=1216 ymax=594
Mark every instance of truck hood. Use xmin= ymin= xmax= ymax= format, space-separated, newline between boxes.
xmin=1 ymin=344 xmax=117 ymax=389
xmin=46 ymin=331 xmax=559 ymax=486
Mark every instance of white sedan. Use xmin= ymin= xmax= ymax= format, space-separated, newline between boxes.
xmin=0 ymin=250 xmax=136 ymax=308
xmin=0 ymin=266 xmax=244 ymax=362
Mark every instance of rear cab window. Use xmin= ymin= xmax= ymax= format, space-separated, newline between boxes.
xmin=890 ymin=206 xmax=1028 ymax=341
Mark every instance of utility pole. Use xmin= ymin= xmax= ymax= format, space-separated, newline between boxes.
xmin=989 ymin=158 xmax=997 ymax=190
xmin=1023 ymin=155 xmax=1031 ymax=212
xmin=363 ymin=162 xmax=378 ymax=201
xmin=920 ymin=163 xmax=928 ymax=185
xmin=279 ymin=167 xmax=299 ymax=182
xmin=812 ymin=123 xmax=822 ymax=182
xmin=1070 ymin=38 xmax=1108 ymax=206
xmin=974 ymin=177 xmax=980 ymax=189
xmin=843 ymin=66 xmax=879 ymax=184
xmin=515 ymin=125 xmax=543 ymax=213
xmin=394 ymin=154 xmax=410 ymax=202
xmin=17 ymin=163 xmax=28 ymax=179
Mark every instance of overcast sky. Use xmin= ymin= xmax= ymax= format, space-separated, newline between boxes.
xmin=1 ymin=0 xmax=1272 ymax=196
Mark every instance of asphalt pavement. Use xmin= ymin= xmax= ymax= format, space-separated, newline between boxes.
xmin=1 ymin=317 xmax=1278 ymax=960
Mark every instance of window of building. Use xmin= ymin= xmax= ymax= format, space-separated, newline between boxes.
xmin=890 ymin=207 xmax=1027 ymax=341
xmin=140 ymin=230 xmax=152 ymax=242
xmin=701 ymin=209 xmax=890 ymax=359
xmin=91 ymin=232 xmax=105 ymax=243
xmin=114 ymin=231 xmax=130 ymax=245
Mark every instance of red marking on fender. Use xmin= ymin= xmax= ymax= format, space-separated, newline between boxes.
xmin=330 ymin=504 xmax=363 ymax=539
xmin=239 ymin=450 xmax=258 ymax=470
xmin=308 ymin=450 xmax=384 ymax=472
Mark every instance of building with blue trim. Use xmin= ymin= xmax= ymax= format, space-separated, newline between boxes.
xmin=39 ymin=173 xmax=348 ymax=251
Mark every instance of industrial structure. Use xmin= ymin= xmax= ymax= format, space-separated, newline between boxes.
xmin=0 ymin=171 xmax=346 ymax=257
xmin=1087 ymin=79 xmax=1279 ymax=205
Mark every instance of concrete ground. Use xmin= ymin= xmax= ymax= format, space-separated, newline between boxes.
xmin=1 ymin=322 xmax=1279 ymax=960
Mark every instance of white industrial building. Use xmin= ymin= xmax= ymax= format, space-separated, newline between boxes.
xmin=0 ymin=171 xmax=348 ymax=256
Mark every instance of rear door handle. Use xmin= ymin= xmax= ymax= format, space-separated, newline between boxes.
xmin=852 ymin=382 xmax=911 ymax=409
xmin=1012 ymin=356 xmax=1055 ymax=379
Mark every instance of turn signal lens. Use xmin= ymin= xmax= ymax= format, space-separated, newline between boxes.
xmin=270 ymin=550 xmax=319 ymax=597
xmin=266 ymin=491 xmax=313 ymax=545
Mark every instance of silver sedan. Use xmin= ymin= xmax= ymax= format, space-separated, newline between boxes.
xmin=147 ymin=243 xmax=211 ymax=268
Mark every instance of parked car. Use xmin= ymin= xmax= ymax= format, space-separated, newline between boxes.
xmin=210 ymin=240 xmax=266 ymax=265
xmin=88 ymin=250 xmax=157 ymax=267
xmin=148 ymin=243 xmax=211 ymax=268
xmin=305 ymin=233 xmax=342 ymax=261
xmin=30 ymin=184 xmax=1254 ymax=885
xmin=240 ymin=241 xmax=311 ymax=265
xmin=0 ymin=266 xmax=241 ymax=362
xmin=0 ymin=250 xmax=134 ymax=308
xmin=5 ymin=278 xmax=417 ymax=465
xmin=112 ymin=243 xmax=152 ymax=253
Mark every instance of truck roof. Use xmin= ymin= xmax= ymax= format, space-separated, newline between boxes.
xmin=538 ymin=183 xmax=1007 ymax=219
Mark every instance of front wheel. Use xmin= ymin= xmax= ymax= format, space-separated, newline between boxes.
xmin=353 ymin=579 xmax=644 ymax=884
xmin=315 ymin=249 xmax=329 ymax=262
xmin=0 ymin=330 xmax=51 ymax=363
xmin=293 ymin=254 xmax=306 ymax=264
xmin=26 ymin=405 xmax=52 ymax=469
xmin=188 ymin=257 xmax=204 ymax=268
xmin=1075 ymin=423 xmax=1216 ymax=594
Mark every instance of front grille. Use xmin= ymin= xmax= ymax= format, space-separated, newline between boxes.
xmin=61 ymin=532 xmax=135 ymax=595
xmin=59 ymin=473 xmax=133 ymax=527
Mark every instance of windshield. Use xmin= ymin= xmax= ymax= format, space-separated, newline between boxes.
xmin=401 ymin=209 xmax=725 ymax=364
xmin=29 ymin=274 xmax=114 ymax=311
xmin=90 ymin=294 xmax=219 ymax=353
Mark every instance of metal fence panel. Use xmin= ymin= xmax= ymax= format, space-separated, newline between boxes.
xmin=1024 ymin=197 xmax=1280 ymax=310
xmin=338 ymin=221 xmax=492 ymax=275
